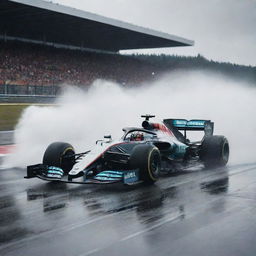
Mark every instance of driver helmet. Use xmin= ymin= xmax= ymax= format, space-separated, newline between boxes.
xmin=130 ymin=132 xmax=144 ymax=141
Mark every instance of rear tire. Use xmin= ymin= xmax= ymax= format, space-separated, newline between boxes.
xmin=129 ymin=144 xmax=161 ymax=184
xmin=43 ymin=142 xmax=75 ymax=174
xmin=200 ymin=135 xmax=229 ymax=168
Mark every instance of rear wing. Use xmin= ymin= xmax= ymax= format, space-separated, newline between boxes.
xmin=163 ymin=119 xmax=214 ymax=136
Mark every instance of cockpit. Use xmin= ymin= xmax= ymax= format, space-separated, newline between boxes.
xmin=123 ymin=129 xmax=157 ymax=142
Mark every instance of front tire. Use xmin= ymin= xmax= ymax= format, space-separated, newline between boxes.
xmin=43 ymin=142 xmax=75 ymax=174
xmin=129 ymin=144 xmax=161 ymax=184
xmin=200 ymin=135 xmax=229 ymax=168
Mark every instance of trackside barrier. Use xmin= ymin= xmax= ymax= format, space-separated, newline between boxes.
xmin=0 ymin=84 xmax=60 ymax=96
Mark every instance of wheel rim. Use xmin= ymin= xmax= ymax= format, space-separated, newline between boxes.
xmin=150 ymin=153 xmax=160 ymax=177
xmin=222 ymin=142 xmax=229 ymax=163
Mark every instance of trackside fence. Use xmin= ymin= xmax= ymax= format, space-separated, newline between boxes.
xmin=0 ymin=84 xmax=60 ymax=96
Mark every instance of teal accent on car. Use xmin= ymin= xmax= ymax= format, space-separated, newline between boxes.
xmin=170 ymin=143 xmax=188 ymax=159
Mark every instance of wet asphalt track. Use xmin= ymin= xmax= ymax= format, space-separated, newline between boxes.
xmin=0 ymin=157 xmax=256 ymax=256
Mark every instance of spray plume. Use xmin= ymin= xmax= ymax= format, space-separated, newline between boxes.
xmin=4 ymin=70 xmax=256 ymax=167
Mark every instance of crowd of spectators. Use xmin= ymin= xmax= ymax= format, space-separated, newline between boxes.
xmin=0 ymin=41 xmax=158 ymax=88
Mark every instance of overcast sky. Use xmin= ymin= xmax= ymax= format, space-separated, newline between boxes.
xmin=52 ymin=0 xmax=256 ymax=66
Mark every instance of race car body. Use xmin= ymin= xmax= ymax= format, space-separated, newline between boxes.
xmin=25 ymin=115 xmax=229 ymax=185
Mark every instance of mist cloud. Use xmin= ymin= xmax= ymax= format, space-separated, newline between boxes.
xmin=4 ymin=70 xmax=256 ymax=168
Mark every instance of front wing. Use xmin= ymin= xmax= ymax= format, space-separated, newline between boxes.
xmin=25 ymin=164 xmax=141 ymax=185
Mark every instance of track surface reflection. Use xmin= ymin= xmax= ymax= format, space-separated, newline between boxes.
xmin=0 ymin=162 xmax=256 ymax=256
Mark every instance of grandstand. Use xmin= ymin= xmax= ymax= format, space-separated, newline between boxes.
xmin=0 ymin=0 xmax=194 ymax=99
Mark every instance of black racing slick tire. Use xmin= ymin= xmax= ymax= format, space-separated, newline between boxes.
xmin=130 ymin=144 xmax=161 ymax=184
xmin=43 ymin=142 xmax=75 ymax=174
xmin=200 ymin=135 xmax=229 ymax=168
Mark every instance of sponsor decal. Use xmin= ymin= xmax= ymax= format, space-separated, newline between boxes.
xmin=46 ymin=173 xmax=62 ymax=179
xmin=173 ymin=120 xmax=206 ymax=128
xmin=173 ymin=120 xmax=187 ymax=127
xmin=187 ymin=120 xmax=205 ymax=127
xmin=123 ymin=170 xmax=139 ymax=184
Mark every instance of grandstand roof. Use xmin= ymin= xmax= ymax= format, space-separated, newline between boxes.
xmin=0 ymin=0 xmax=194 ymax=52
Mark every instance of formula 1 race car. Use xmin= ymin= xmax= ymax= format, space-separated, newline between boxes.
xmin=25 ymin=115 xmax=229 ymax=185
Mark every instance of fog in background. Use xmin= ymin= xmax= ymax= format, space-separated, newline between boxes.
xmin=51 ymin=0 xmax=256 ymax=66
xmin=4 ymin=71 xmax=256 ymax=168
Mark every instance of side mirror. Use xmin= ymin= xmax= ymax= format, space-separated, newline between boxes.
xmin=96 ymin=140 xmax=103 ymax=145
